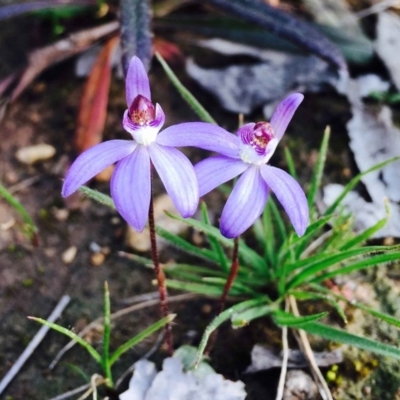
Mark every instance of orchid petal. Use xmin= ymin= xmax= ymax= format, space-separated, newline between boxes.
xmin=157 ymin=122 xmax=240 ymax=158
xmin=62 ymin=140 xmax=136 ymax=197
xmin=149 ymin=143 xmax=199 ymax=217
xmin=237 ymin=123 xmax=256 ymax=142
xmin=260 ymin=165 xmax=309 ymax=236
xmin=126 ymin=56 xmax=151 ymax=106
xmin=195 ymin=156 xmax=248 ymax=196
xmin=270 ymin=93 xmax=304 ymax=140
xmin=111 ymin=146 xmax=151 ymax=231
xmin=220 ymin=166 xmax=268 ymax=238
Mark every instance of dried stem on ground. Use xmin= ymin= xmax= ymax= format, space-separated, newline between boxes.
xmin=289 ymin=295 xmax=333 ymax=400
xmin=275 ymin=298 xmax=290 ymax=400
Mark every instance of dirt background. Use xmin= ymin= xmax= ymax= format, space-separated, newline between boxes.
xmin=0 ymin=6 xmax=399 ymax=400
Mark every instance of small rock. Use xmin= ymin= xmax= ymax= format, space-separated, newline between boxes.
xmin=16 ymin=144 xmax=56 ymax=165
xmin=283 ymin=370 xmax=319 ymax=400
xmin=90 ymin=252 xmax=105 ymax=266
xmin=62 ymin=246 xmax=77 ymax=264
xmin=52 ymin=208 xmax=69 ymax=222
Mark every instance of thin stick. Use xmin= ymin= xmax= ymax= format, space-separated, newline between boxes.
xmin=289 ymin=295 xmax=333 ymax=400
xmin=148 ymin=168 xmax=173 ymax=356
xmin=48 ymin=383 xmax=92 ymax=400
xmin=275 ymin=298 xmax=290 ymax=400
xmin=0 ymin=295 xmax=70 ymax=395
xmin=219 ymin=237 xmax=239 ymax=314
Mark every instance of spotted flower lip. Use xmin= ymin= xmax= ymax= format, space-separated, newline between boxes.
xmin=192 ymin=93 xmax=309 ymax=238
xmin=62 ymin=56 xmax=230 ymax=231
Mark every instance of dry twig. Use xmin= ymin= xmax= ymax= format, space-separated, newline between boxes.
xmin=0 ymin=295 xmax=71 ymax=395
xmin=289 ymin=295 xmax=333 ymax=400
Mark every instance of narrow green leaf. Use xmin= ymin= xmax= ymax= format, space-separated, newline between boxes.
xmin=110 ymin=315 xmax=175 ymax=366
xmin=278 ymin=214 xmax=332 ymax=263
xmin=307 ymin=127 xmax=330 ymax=208
xmin=287 ymin=246 xmax=400 ymax=289
xmin=231 ymin=304 xmax=274 ymax=326
xmin=166 ymin=280 xmax=224 ymax=296
xmin=0 ymin=181 xmax=38 ymax=241
xmin=263 ymin=200 xmax=276 ymax=267
xmin=273 ymin=310 xmax=328 ymax=327
xmin=269 ymin=197 xmax=288 ymax=244
xmin=165 ymin=211 xmax=265 ymax=272
xmin=282 ymin=320 xmax=400 ymax=361
xmin=195 ymin=297 xmax=271 ymax=366
xmin=156 ymin=225 xmax=220 ymax=264
xmin=310 ymin=251 xmax=400 ymax=284
xmin=291 ymin=290 xmax=347 ymax=323
xmin=164 ymin=263 xmax=226 ymax=279
xmin=28 ymin=317 xmax=102 ymax=364
xmin=339 ymin=204 xmax=389 ymax=251
xmin=283 ymin=146 xmax=297 ymax=179
xmin=102 ymin=282 xmax=113 ymax=386
xmin=324 ymin=156 xmax=400 ymax=216
xmin=310 ymin=283 xmax=400 ymax=328
xmin=202 ymin=277 xmax=257 ymax=295
xmin=79 ymin=186 xmax=115 ymax=209
xmin=156 ymin=53 xmax=217 ymax=124
xmin=201 ymin=202 xmax=229 ymax=272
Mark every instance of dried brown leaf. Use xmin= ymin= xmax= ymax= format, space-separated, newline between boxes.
xmin=74 ymin=35 xmax=119 ymax=153
xmin=11 ymin=21 xmax=119 ymax=101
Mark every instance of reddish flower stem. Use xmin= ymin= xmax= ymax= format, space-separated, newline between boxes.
xmin=148 ymin=168 xmax=173 ymax=355
xmin=219 ymin=237 xmax=240 ymax=314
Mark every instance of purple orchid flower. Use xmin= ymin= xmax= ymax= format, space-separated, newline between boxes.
xmin=62 ymin=56 xmax=231 ymax=231
xmin=193 ymin=94 xmax=309 ymax=239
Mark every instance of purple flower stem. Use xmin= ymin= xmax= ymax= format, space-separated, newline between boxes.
xmin=219 ymin=237 xmax=239 ymax=314
xmin=148 ymin=167 xmax=173 ymax=356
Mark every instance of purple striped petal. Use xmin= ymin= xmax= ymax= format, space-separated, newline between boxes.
xmin=260 ymin=165 xmax=309 ymax=236
xmin=62 ymin=140 xmax=136 ymax=197
xmin=237 ymin=123 xmax=255 ymax=142
xmin=270 ymin=93 xmax=304 ymax=140
xmin=220 ymin=166 xmax=269 ymax=238
xmin=195 ymin=156 xmax=248 ymax=196
xmin=148 ymin=143 xmax=199 ymax=217
xmin=126 ymin=56 xmax=151 ymax=106
xmin=156 ymin=122 xmax=240 ymax=158
xmin=111 ymin=146 xmax=151 ymax=231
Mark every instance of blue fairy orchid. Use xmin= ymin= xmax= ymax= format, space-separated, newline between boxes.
xmin=62 ymin=56 xmax=230 ymax=231
xmin=193 ymin=94 xmax=309 ymax=238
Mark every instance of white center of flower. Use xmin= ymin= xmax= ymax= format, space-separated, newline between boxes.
xmin=132 ymin=125 xmax=159 ymax=146
xmin=239 ymin=122 xmax=278 ymax=165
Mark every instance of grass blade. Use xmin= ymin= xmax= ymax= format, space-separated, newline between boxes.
xmin=280 ymin=320 xmax=400 ymax=361
xmin=307 ymin=127 xmax=330 ymax=209
xmin=110 ymin=315 xmax=176 ymax=366
xmin=79 ymin=186 xmax=115 ymax=209
xmin=156 ymin=53 xmax=217 ymax=124
xmin=28 ymin=317 xmax=102 ymax=364
xmin=102 ymin=282 xmax=113 ymax=386
xmin=201 ymin=202 xmax=229 ymax=272
xmin=156 ymin=225 xmax=220 ymax=264
xmin=324 ymin=156 xmax=400 ymax=216
xmin=310 ymin=251 xmax=400 ymax=284
xmin=0 ymin=182 xmax=38 ymax=242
